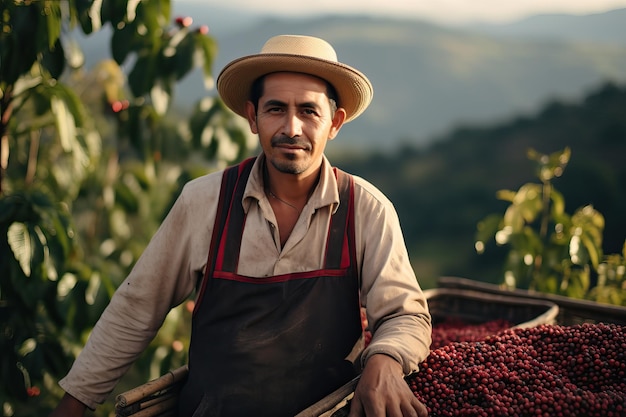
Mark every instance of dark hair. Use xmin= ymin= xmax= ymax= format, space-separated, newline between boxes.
xmin=250 ymin=74 xmax=338 ymax=116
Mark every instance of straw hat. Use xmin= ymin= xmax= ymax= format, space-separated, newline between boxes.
xmin=216 ymin=34 xmax=373 ymax=123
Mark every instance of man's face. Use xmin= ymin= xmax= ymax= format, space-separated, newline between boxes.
xmin=245 ymin=72 xmax=346 ymax=178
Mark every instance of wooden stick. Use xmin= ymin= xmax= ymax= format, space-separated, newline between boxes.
xmin=117 ymin=395 xmax=178 ymax=417
xmin=116 ymin=365 xmax=188 ymax=408
xmin=116 ymin=389 xmax=181 ymax=416
xmin=294 ymin=376 xmax=360 ymax=417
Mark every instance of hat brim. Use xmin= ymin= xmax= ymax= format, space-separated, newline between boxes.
xmin=216 ymin=53 xmax=373 ymax=123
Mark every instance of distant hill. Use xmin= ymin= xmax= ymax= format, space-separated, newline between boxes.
xmin=333 ymin=82 xmax=626 ymax=287
xmin=176 ymin=10 xmax=626 ymax=150
xmin=78 ymin=8 xmax=626 ymax=151
xmin=461 ymin=8 xmax=626 ymax=45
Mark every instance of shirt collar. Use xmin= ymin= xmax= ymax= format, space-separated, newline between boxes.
xmin=242 ymin=153 xmax=341 ymax=214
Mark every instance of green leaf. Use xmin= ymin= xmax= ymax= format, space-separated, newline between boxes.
xmin=495 ymin=189 xmax=516 ymax=202
xmin=189 ymin=97 xmax=221 ymax=148
xmin=101 ymin=0 xmax=132 ymax=27
xmin=528 ymin=147 xmax=571 ymax=182
xmin=75 ymin=0 xmax=99 ymax=33
xmin=513 ymin=183 xmax=543 ymax=221
xmin=171 ymin=31 xmax=195 ymax=81
xmin=550 ymin=188 xmax=565 ymax=218
xmin=33 ymin=211 xmax=72 ymax=276
xmin=569 ymin=235 xmax=589 ymax=266
xmin=565 ymin=267 xmax=590 ymax=298
xmin=44 ymin=81 xmax=88 ymax=127
xmin=40 ymin=38 xmax=66 ymax=79
xmin=115 ymin=182 xmax=140 ymax=213
xmin=1 ymin=3 xmax=39 ymax=86
xmin=502 ymin=205 xmax=525 ymax=233
xmin=128 ymin=55 xmax=157 ymax=97
xmin=111 ymin=22 xmax=137 ymax=65
xmin=29 ymin=225 xmax=47 ymax=275
xmin=522 ymin=225 xmax=543 ymax=254
xmin=8 ymin=223 xmax=33 ymax=277
xmin=150 ymin=81 xmax=171 ymax=115
xmin=573 ymin=205 xmax=604 ymax=232
xmin=195 ymin=34 xmax=217 ymax=82
xmin=580 ymin=232 xmax=602 ymax=269
xmin=50 ymin=96 xmax=78 ymax=152
xmin=44 ymin=0 xmax=63 ymax=49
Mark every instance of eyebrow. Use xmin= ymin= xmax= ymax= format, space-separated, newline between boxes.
xmin=262 ymin=99 xmax=321 ymax=111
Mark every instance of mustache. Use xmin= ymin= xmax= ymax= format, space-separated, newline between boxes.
xmin=271 ymin=135 xmax=312 ymax=150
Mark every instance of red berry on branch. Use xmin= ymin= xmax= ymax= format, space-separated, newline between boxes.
xmin=110 ymin=100 xmax=129 ymax=113
xmin=111 ymin=101 xmax=123 ymax=113
xmin=175 ymin=16 xmax=193 ymax=28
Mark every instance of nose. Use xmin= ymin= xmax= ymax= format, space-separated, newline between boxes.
xmin=281 ymin=110 xmax=303 ymax=138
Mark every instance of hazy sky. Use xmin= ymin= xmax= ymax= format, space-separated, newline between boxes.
xmin=191 ymin=0 xmax=626 ymax=25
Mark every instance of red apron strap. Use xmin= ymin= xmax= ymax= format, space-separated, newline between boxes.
xmin=325 ymin=167 xmax=356 ymax=271
xmin=194 ymin=157 xmax=256 ymax=312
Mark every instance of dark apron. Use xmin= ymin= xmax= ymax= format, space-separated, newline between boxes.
xmin=179 ymin=158 xmax=362 ymax=417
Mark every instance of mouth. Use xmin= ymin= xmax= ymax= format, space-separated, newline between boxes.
xmin=271 ymin=137 xmax=311 ymax=152
xmin=276 ymin=144 xmax=307 ymax=151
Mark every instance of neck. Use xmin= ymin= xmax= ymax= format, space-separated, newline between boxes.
xmin=262 ymin=159 xmax=321 ymax=203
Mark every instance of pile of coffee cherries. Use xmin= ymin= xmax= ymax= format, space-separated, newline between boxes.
xmin=430 ymin=317 xmax=513 ymax=349
xmin=406 ymin=322 xmax=626 ymax=416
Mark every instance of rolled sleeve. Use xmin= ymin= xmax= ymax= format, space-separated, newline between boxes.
xmin=353 ymin=177 xmax=432 ymax=374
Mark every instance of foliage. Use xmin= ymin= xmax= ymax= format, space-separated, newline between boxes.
xmin=0 ymin=190 xmax=85 ymax=415
xmin=474 ymin=147 xmax=626 ymax=305
xmin=588 ymin=245 xmax=626 ymax=306
xmin=1 ymin=1 xmax=254 ymax=416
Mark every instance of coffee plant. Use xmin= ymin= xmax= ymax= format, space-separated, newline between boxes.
xmin=1 ymin=1 xmax=253 ymax=415
xmin=475 ymin=147 xmax=626 ymax=305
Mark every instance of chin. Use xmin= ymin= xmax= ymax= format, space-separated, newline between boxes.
xmin=271 ymin=158 xmax=308 ymax=175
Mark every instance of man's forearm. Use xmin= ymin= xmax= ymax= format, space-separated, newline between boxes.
xmin=49 ymin=392 xmax=87 ymax=417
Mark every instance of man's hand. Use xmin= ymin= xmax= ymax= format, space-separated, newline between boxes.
xmin=348 ymin=354 xmax=428 ymax=417
xmin=49 ymin=392 xmax=87 ymax=417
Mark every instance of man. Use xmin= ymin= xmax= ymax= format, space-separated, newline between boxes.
xmin=51 ymin=34 xmax=432 ymax=417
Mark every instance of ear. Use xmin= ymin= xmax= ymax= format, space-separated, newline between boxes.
xmin=328 ymin=108 xmax=347 ymax=141
xmin=244 ymin=101 xmax=258 ymax=134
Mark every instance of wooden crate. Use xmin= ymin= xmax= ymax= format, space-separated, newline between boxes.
xmin=437 ymin=276 xmax=626 ymax=325
xmin=424 ymin=287 xmax=559 ymax=329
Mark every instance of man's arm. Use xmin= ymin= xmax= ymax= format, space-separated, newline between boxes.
xmin=353 ymin=177 xmax=432 ymax=372
xmin=49 ymin=393 xmax=87 ymax=417
xmin=51 ymin=180 xmax=214 ymax=411
xmin=351 ymin=178 xmax=432 ymax=416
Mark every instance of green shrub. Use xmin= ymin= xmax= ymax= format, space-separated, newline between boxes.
xmin=475 ymin=147 xmax=626 ymax=305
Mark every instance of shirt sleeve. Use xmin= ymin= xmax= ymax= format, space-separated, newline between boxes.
xmin=58 ymin=179 xmax=215 ymax=409
xmin=353 ymin=178 xmax=432 ymax=375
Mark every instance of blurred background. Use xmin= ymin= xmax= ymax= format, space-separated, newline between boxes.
xmin=1 ymin=0 xmax=625 ymax=415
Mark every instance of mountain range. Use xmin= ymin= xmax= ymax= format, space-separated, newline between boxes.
xmin=78 ymin=6 xmax=626 ymax=151
xmin=335 ymin=81 xmax=626 ymax=286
